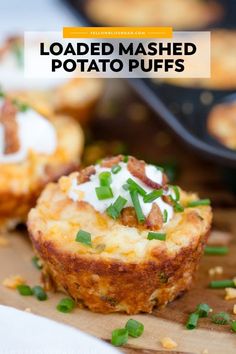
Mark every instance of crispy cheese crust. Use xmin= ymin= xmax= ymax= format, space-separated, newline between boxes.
xmin=28 ymin=168 xmax=212 ymax=314
xmin=85 ymin=0 xmax=222 ymax=29
xmin=207 ymin=102 xmax=236 ymax=150
xmin=0 ymin=115 xmax=84 ymax=230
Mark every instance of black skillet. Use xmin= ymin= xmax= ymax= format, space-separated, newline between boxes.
xmin=63 ymin=0 xmax=236 ymax=169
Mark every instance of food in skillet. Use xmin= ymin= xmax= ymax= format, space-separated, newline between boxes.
xmin=0 ymin=36 xmax=103 ymax=123
xmin=28 ymin=155 xmax=212 ymax=314
xmin=85 ymin=0 xmax=222 ymax=29
xmin=0 ymin=95 xmax=83 ymax=231
xmin=207 ymin=101 xmax=236 ymax=150
xmin=162 ymin=30 xmax=236 ymax=90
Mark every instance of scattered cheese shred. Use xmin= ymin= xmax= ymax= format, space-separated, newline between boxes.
xmin=208 ymin=266 xmax=223 ymax=277
xmin=25 ymin=307 xmax=31 ymax=313
xmin=160 ymin=337 xmax=177 ymax=350
xmin=2 ymin=275 xmax=26 ymax=289
xmin=225 ymin=287 xmax=236 ymax=300
xmin=0 ymin=236 xmax=9 ymax=246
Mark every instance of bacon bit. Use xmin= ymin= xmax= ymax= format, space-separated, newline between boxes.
xmin=208 ymin=266 xmax=223 ymax=277
xmin=0 ymin=100 xmax=19 ymax=154
xmin=120 ymin=207 xmax=138 ymax=227
xmin=146 ymin=203 xmax=163 ymax=230
xmin=77 ymin=165 xmax=96 ymax=184
xmin=233 ymin=304 xmax=236 ymax=315
xmin=2 ymin=275 xmax=25 ymax=289
xmin=127 ymin=156 xmax=163 ymax=189
xmin=0 ymin=236 xmax=9 ymax=246
xmin=100 ymin=155 xmax=123 ymax=168
xmin=162 ymin=195 xmax=173 ymax=206
xmin=225 ymin=288 xmax=236 ymax=300
xmin=160 ymin=337 xmax=177 ymax=350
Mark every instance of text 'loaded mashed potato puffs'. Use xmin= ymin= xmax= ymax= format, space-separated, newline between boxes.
xmin=0 ymin=95 xmax=84 ymax=231
xmin=28 ymin=155 xmax=212 ymax=314
xmin=85 ymin=0 xmax=222 ymax=29
xmin=0 ymin=36 xmax=104 ymax=124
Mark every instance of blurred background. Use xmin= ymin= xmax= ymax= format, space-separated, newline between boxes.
xmin=0 ymin=0 xmax=236 ymax=222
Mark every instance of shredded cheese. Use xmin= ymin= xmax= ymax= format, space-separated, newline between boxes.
xmin=2 ymin=275 xmax=26 ymax=289
xmin=160 ymin=337 xmax=177 ymax=349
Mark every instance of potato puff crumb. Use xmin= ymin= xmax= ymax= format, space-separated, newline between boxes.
xmin=2 ymin=275 xmax=26 ymax=289
xmin=225 ymin=288 xmax=236 ymax=300
xmin=233 ymin=304 xmax=236 ymax=315
xmin=160 ymin=337 xmax=177 ymax=349
xmin=208 ymin=266 xmax=223 ymax=276
xmin=0 ymin=236 xmax=9 ymax=246
xmin=58 ymin=176 xmax=72 ymax=193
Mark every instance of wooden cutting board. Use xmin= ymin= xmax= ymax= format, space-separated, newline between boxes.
xmin=0 ymin=212 xmax=236 ymax=354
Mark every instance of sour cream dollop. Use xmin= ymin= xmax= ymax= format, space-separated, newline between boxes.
xmin=68 ymin=162 xmax=175 ymax=225
xmin=0 ymin=106 xmax=57 ymax=164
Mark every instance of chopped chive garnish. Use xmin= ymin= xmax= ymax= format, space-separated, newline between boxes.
xmin=188 ymin=199 xmax=211 ymax=207
xmin=163 ymin=209 xmax=168 ymax=223
xmin=231 ymin=321 xmax=236 ymax=332
xmin=143 ymin=189 xmax=163 ymax=203
xmin=171 ymin=185 xmax=180 ymax=202
xmin=204 ymin=246 xmax=229 ymax=255
xmin=155 ymin=165 xmax=164 ymax=172
xmin=57 ymin=298 xmax=75 ymax=313
xmin=186 ymin=312 xmax=199 ymax=330
xmin=122 ymin=183 xmax=129 ymax=191
xmin=12 ymin=43 xmax=24 ymax=68
xmin=174 ymin=203 xmax=184 ymax=213
xmin=123 ymin=155 xmax=129 ymax=163
xmin=17 ymin=284 xmax=33 ymax=296
xmin=211 ymin=312 xmax=230 ymax=325
xmin=130 ymin=190 xmax=145 ymax=223
xmin=0 ymin=91 xmax=5 ymax=98
xmin=95 ymin=186 xmax=113 ymax=200
xmin=107 ymin=196 xmax=127 ymax=219
xmin=147 ymin=232 xmax=166 ymax=241
xmin=111 ymin=328 xmax=129 ymax=347
xmin=32 ymin=255 xmax=43 ymax=270
xmin=111 ymin=164 xmax=121 ymax=174
xmin=12 ymin=99 xmax=29 ymax=112
xmin=125 ymin=319 xmax=144 ymax=338
xmin=209 ymin=279 xmax=235 ymax=289
xmin=196 ymin=303 xmax=211 ymax=318
xmin=127 ymin=178 xmax=146 ymax=196
xmin=75 ymin=230 xmax=92 ymax=247
xmin=32 ymin=285 xmax=48 ymax=301
xmin=99 ymin=171 xmax=112 ymax=186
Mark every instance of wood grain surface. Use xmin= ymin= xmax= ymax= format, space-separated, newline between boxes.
xmin=0 ymin=81 xmax=236 ymax=353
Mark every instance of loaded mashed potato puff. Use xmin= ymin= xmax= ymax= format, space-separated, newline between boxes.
xmin=0 ymin=36 xmax=103 ymax=124
xmin=28 ymin=155 xmax=212 ymax=314
xmin=0 ymin=95 xmax=83 ymax=231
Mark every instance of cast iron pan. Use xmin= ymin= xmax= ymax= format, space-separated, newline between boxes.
xmin=64 ymin=0 xmax=236 ymax=168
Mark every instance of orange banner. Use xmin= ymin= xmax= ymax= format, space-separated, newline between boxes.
xmin=63 ymin=27 xmax=173 ymax=39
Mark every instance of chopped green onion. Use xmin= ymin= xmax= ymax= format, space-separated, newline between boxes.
xmin=122 ymin=183 xmax=129 ymax=191
xmin=12 ymin=43 xmax=24 ymax=68
xmin=231 ymin=321 xmax=236 ymax=332
xmin=186 ymin=312 xmax=199 ymax=330
xmin=111 ymin=165 xmax=121 ymax=174
xmin=147 ymin=232 xmax=166 ymax=241
xmin=127 ymin=178 xmax=146 ymax=196
xmin=163 ymin=209 xmax=168 ymax=223
xmin=106 ymin=196 xmax=127 ymax=219
xmin=196 ymin=303 xmax=211 ymax=318
xmin=111 ymin=328 xmax=129 ymax=347
xmin=32 ymin=285 xmax=48 ymax=301
xmin=13 ymin=99 xmax=29 ymax=112
xmin=17 ymin=284 xmax=33 ymax=296
xmin=204 ymin=246 xmax=229 ymax=255
xmin=0 ymin=90 xmax=5 ymax=98
xmin=75 ymin=230 xmax=92 ymax=247
xmin=125 ymin=319 xmax=144 ymax=338
xmin=209 ymin=279 xmax=235 ymax=289
xmin=211 ymin=312 xmax=230 ymax=325
xmin=57 ymin=298 xmax=75 ymax=313
xmin=143 ymin=189 xmax=163 ymax=203
xmin=31 ymin=256 xmax=43 ymax=270
xmin=171 ymin=185 xmax=180 ymax=202
xmin=95 ymin=186 xmax=113 ymax=200
xmin=123 ymin=155 xmax=129 ymax=163
xmin=99 ymin=171 xmax=112 ymax=186
xmin=188 ymin=199 xmax=211 ymax=207
xmin=174 ymin=203 xmax=184 ymax=213
xmin=155 ymin=165 xmax=164 ymax=172
xmin=130 ymin=190 xmax=145 ymax=223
